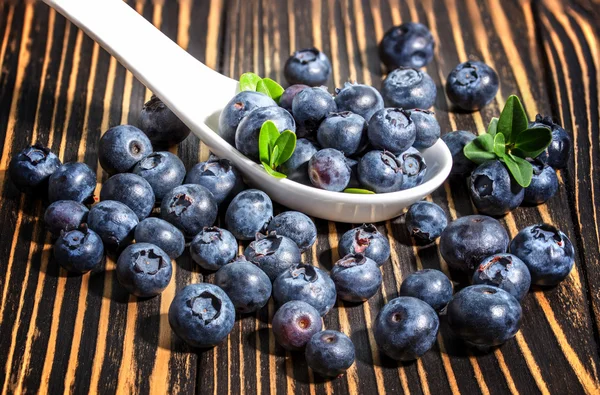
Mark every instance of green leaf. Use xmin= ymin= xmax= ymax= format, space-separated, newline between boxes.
xmin=259 ymin=121 xmax=274 ymax=164
xmin=493 ymin=132 xmax=505 ymax=157
xmin=463 ymin=134 xmax=496 ymax=164
xmin=256 ymin=80 xmax=270 ymax=97
xmin=272 ymin=131 xmax=297 ymax=166
xmin=487 ymin=117 xmax=499 ymax=136
xmin=239 ymin=72 xmax=262 ymax=91
xmin=497 ymin=95 xmax=529 ymax=143
xmin=344 ymin=188 xmax=375 ymax=194
xmin=270 ymin=146 xmax=279 ymax=169
xmin=513 ymin=127 xmax=553 ymax=158
xmin=262 ymin=161 xmax=287 ymax=178
xmin=261 ymin=78 xmax=285 ymax=103
xmin=503 ymin=154 xmax=533 ymax=187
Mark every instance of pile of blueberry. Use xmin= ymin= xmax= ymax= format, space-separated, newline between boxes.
xmin=7 ymin=20 xmax=577 ymax=379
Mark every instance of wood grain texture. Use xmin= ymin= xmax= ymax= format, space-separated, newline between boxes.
xmin=0 ymin=0 xmax=599 ymax=393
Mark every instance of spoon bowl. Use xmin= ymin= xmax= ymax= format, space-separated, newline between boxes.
xmin=44 ymin=0 xmax=452 ymax=223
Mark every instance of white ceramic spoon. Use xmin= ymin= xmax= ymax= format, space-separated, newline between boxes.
xmin=43 ymin=0 xmax=452 ymax=223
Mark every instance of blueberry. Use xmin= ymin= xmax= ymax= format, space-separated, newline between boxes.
xmin=334 ymin=82 xmax=384 ymax=122
xmin=279 ymin=84 xmax=309 ymax=112
xmin=87 ymin=200 xmax=139 ymax=250
xmin=308 ymin=148 xmax=351 ymax=192
xmin=441 ymin=131 xmax=476 ymax=175
xmin=523 ymin=159 xmax=558 ymax=205
xmin=98 ymin=125 xmax=153 ymax=174
xmin=440 ymin=215 xmax=509 ymax=272
xmin=446 ymin=61 xmax=499 ymax=111
xmin=292 ymin=87 xmax=337 ymax=137
xmin=529 ymin=115 xmax=571 ymax=169
xmin=169 ymin=283 xmax=236 ymax=348
xmin=397 ymin=147 xmax=427 ymax=189
xmin=245 ymin=232 xmax=302 ymax=282
xmin=469 ymin=160 xmax=524 ymax=216
xmin=138 ymin=95 xmax=190 ymax=147
xmin=447 ymin=285 xmax=521 ymax=347
xmin=405 ymin=201 xmax=447 ymax=244
xmin=379 ymin=22 xmax=435 ymax=70
xmin=267 ymin=211 xmax=317 ymax=252
xmin=279 ymin=138 xmax=319 ymax=185
xmin=235 ymin=106 xmax=296 ymax=161
xmin=132 ymin=151 xmax=186 ymax=201
xmin=400 ymin=269 xmax=453 ymax=312
xmin=185 ymin=156 xmax=244 ymax=206
xmin=218 ymin=91 xmax=277 ymax=145
xmin=472 ymin=254 xmax=531 ymax=301
xmin=410 ymin=109 xmax=440 ymax=149
xmin=284 ymin=48 xmax=332 ymax=87
xmin=272 ymin=300 xmax=323 ymax=351
xmin=345 ymin=157 xmax=360 ymax=188
xmin=368 ymin=108 xmax=416 ymax=153
xmin=225 ymin=189 xmax=273 ymax=240
xmin=100 ymin=173 xmax=155 ymax=220
xmin=338 ymin=224 xmax=391 ymax=266
xmin=305 ymin=330 xmax=355 ymax=377
xmin=509 ymin=224 xmax=574 ymax=286
xmin=116 ymin=242 xmax=172 ymax=297
xmin=135 ymin=217 xmax=185 ymax=259
xmin=357 ymin=150 xmax=404 ymax=193
xmin=330 ymin=254 xmax=382 ymax=302
xmin=48 ymin=162 xmax=96 ymax=204
xmin=215 ymin=256 xmax=272 ymax=314
xmin=374 ymin=296 xmax=439 ymax=361
xmin=53 ymin=226 xmax=104 ymax=274
xmin=273 ymin=263 xmax=337 ymax=316
xmin=317 ymin=111 xmax=367 ymax=156
xmin=44 ymin=200 xmax=89 ymax=237
xmin=9 ymin=144 xmax=61 ymax=193
xmin=190 ymin=226 xmax=238 ymax=271
xmin=382 ymin=68 xmax=437 ymax=109
xmin=160 ymin=184 xmax=218 ymax=238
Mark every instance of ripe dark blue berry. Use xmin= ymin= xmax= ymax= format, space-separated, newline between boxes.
xmin=185 ymin=156 xmax=244 ymax=206
xmin=308 ymin=148 xmax=351 ymax=192
xmin=305 ymin=330 xmax=355 ymax=377
xmin=138 ymin=95 xmax=190 ymax=147
xmin=509 ymin=224 xmax=574 ymax=286
xmin=357 ymin=150 xmax=404 ymax=193
xmin=440 ymin=215 xmax=509 ymax=272
xmin=273 ymin=263 xmax=337 ymax=316
xmin=44 ymin=200 xmax=89 ymax=237
xmin=330 ymin=254 xmax=382 ymax=302
xmin=132 ymin=151 xmax=186 ymax=201
xmin=447 ymin=285 xmax=521 ymax=347
xmin=472 ymin=253 xmax=531 ymax=301
xmin=338 ymin=224 xmax=391 ymax=266
xmin=397 ymin=147 xmax=427 ymax=189
xmin=9 ymin=144 xmax=61 ymax=193
xmin=279 ymin=138 xmax=318 ymax=185
xmin=169 ymin=283 xmax=236 ymax=348
xmin=379 ymin=22 xmax=435 ymax=70
xmin=405 ymin=201 xmax=447 ymax=244
xmin=523 ymin=159 xmax=558 ymax=205
xmin=374 ymin=296 xmax=439 ymax=361
xmin=160 ymin=184 xmax=218 ymax=238
xmin=88 ymin=200 xmax=139 ymax=250
xmin=317 ymin=111 xmax=367 ymax=156
xmin=135 ymin=217 xmax=185 ymax=259
xmin=382 ymin=68 xmax=437 ymax=109
xmin=400 ymin=269 xmax=453 ymax=312
xmin=368 ymin=108 xmax=416 ymax=153
xmin=267 ymin=211 xmax=317 ymax=252
xmin=292 ymin=87 xmax=337 ymax=137
xmin=279 ymin=84 xmax=308 ymax=112
xmin=116 ymin=242 xmax=172 ymax=297
xmin=215 ymin=256 xmax=272 ymax=314
xmin=218 ymin=91 xmax=277 ymax=145
xmin=441 ymin=131 xmax=476 ymax=175
xmin=244 ymin=232 xmax=302 ymax=282
xmin=100 ymin=173 xmax=155 ymax=220
xmin=446 ymin=61 xmax=499 ymax=111
xmin=410 ymin=109 xmax=440 ymax=149
xmin=272 ymin=300 xmax=323 ymax=350
xmin=53 ymin=226 xmax=104 ymax=274
xmin=225 ymin=189 xmax=273 ymax=240
xmin=469 ymin=160 xmax=524 ymax=216
xmin=98 ymin=125 xmax=153 ymax=174
xmin=190 ymin=226 xmax=238 ymax=271
xmin=284 ymin=48 xmax=332 ymax=87
xmin=334 ymin=83 xmax=384 ymax=122
xmin=529 ymin=115 xmax=571 ymax=169
xmin=48 ymin=162 xmax=96 ymax=204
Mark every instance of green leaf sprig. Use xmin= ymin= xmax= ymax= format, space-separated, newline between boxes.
xmin=239 ymin=72 xmax=285 ymax=103
xmin=463 ymin=95 xmax=552 ymax=187
xmin=259 ymin=121 xmax=296 ymax=179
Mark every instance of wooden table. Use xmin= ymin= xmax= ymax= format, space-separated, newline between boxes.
xmin=1 ymin=0 xmax=599 ymax=393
